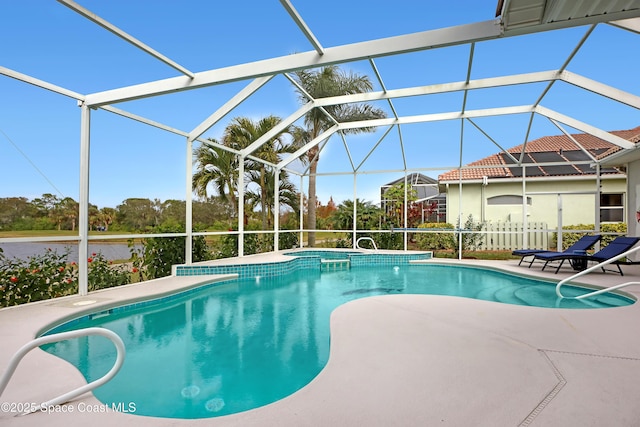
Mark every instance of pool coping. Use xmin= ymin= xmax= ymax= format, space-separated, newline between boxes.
xmin=2 ymin=253 xmax=640 ymax=426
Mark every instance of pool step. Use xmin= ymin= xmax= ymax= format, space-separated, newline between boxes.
xmin=321 ymin=259 xmax=350 ymax=270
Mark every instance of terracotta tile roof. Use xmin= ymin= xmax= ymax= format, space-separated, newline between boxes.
xmin=439 ymin=125 xmax=640 ymax=181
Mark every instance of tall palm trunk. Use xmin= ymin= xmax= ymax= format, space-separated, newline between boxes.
xmin=307 ymin=146 xmax=318 ymax=247
xmin=260 ymin=165 xmax=268 ymax=229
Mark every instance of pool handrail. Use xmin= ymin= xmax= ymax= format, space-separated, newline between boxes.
xmin=355 ymin=237 xmax=378 ymax=251
xmin=0 ymin=327 xmax=125 ymax=415
xmin=556 ymin=244 xmax=640 ymax=299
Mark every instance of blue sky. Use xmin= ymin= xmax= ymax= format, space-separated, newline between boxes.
xmin=0 ymin=1 xmax=638 ymax=210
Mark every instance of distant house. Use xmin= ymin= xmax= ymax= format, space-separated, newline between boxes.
xmin=380 ymin=173 xmax=447 ymax=223
xmin=438 ymin=126 xmax=640 ymax=230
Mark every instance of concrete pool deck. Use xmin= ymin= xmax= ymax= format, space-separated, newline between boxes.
xmin=1 ymin=254 xmax=640 ymax=426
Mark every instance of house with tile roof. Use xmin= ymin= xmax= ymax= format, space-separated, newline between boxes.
xmin=438 ymin=126 xmax=640 ymax=236
xmin=380 ymin=173 xmax=447 ymax=223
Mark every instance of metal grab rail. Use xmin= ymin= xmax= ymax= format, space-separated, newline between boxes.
xmin=556 ymin=245 xmax=640 ymax=299
xmin=356 ymin=237 xmax=378 ymax=251
xmin=0 ymin=327 xmax=125 ymax=414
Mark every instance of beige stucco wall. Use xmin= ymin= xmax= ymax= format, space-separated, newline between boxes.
xmin=444 ymin=176 xmax=626 ymax=229
xmin=627 ymin=160 xmax=640 ymax=261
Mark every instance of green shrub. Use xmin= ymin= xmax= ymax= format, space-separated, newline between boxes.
xmin=87 ymin=252 xmax=131 ymax=291
xmin=415 ymin=222 xmax=456 ymax=250
xmin=0 ymin=248 xmax=76 ymax=307
xmin=278 ymin=231 xmax=299 ymax=250
xmin=552 ymin=223 xmax=627 ymax=250
xmin=456 ymin=214 xmax=485 ymax=252
xmin=136 ymin=226 xmax=209 ymax=279
xmin=376 ymin=232 xmax=404 ymax=250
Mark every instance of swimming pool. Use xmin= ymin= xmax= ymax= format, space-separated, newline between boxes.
xmin=42 ymin=264 xmax=634 ymax=419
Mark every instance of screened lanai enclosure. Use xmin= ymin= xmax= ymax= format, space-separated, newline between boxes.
xmin=1 ymin=0 xmax=640 ymax=295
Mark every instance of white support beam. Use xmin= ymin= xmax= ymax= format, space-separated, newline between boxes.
xmin=339 ymin=132 xmax=356 ymax=172
xmin=57 ymin=0 xmax=194 ymax=78
xmin=301 ymin=138 xmax=330 ymax=175
xmin=274 ymin=169 xmax=280 ymax=252
xmin=241 ymin=103 xmax=314 ymax=156
xmin=284 ymin=72 xmax=315 ymax=102
xmin=279 ymin=0 xmax=324 ymax=55
xmin=369 ymin=58 xmax=399 ymax=119
xmin=101 ymin=105 xmax=189 ymax=137
xmin=355 ymin=125 xmax=395 ymax=171
xmin=397 ymin=125 xmax=407 ymax=171
xmin=78 ymin=102 xmax=91 ymax=296
xmin=560 ymin=70 xmax=640 ymax=110
xmin=101 ymin=105 xmax=241 ymax=156
xmin=246 ymin=155 xmax=278 ymax=169
xmin=0 ymin=65 xmax=85 ymax=100
xmin=549 ymin=118 xmax=597 ymax=162
xmin=188 ymin=76 xmax=274 ymax=141
xmin=185 ymin=137 xmax=193 ymax=264
xmin=461 ymin=43 xmax=475 ymax=113
xmin=518 ymin=112 xmax=536 ymax=162
xmin=534 ymin=25 xmax=596 ymax=107
xmin=337 ymin=105 xmax=534 ymax=131
xmin=312 ymin=70 xmax=559 ymax=108
xmin=466 ymin=118 xmax=520 ymax=164
xmin=278 ymin=125 xmax=340 ymax=169
xmin=84 ymin=20 xmax=502 ymax=106
xmin=534 ymin=105 xmax=636 ymax=149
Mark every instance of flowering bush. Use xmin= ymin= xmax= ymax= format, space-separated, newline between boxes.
xmin=0 ymin=248 xmax=133 ymax=307
xmin=0 ymin=248 xmax=76 ymax=307
xmin=87 ymin=252 xmax=131 ymax=292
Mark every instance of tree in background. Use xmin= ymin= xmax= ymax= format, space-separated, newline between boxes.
xmin=292 ymin=66 xmax=386 ymax=246
xmin=59 ymin=197 xmax=78 ymax=231
xmin=193 ymin=139 xmax=240 ymax=217
xmin=0 ymin=197 xmax=35 ymax=230
xmin=98 ymin=207 xmax=116 ymax=231
xmin=331 ymin=199 xmax=381 ymax=231
xmin=223 ymin=116 xmax=299 ymax=230
xmin=316 ymin=197 xmax=338 ymax=219
xmin=245 ymin=168 xmax=299 ymax=228
xmin=116 ymin=198 xmax=159 ymax=231
xmin=382 ymin=182 xmax=418 ymax=228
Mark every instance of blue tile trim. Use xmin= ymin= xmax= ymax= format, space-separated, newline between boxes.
xmin=175 ymin=256 xmax=321 ymax=278
xmin=175 ymin=252 xmax=431 ymax=277
xmin=349 ymin=253 xmax=430 ymax=266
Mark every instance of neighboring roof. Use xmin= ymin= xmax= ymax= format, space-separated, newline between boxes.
xmin=381 ymin=173 xmax=443 ymax=201
xmin=498 ymin=0 xmax=640 ymax=31
xmin=439 ymin=125 xmax=640 ymax=182
xmin=382 ymin=173 xmax=438 ymax=187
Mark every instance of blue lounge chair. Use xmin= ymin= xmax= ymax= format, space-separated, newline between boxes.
xmin=512 ymin=234 xmax=602 ymax=267
xmin=534 ymin=236 xmax=640 ymax=275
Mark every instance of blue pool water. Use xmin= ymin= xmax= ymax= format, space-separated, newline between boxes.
xmin=42 ymin=264 xmax=633 ymax=419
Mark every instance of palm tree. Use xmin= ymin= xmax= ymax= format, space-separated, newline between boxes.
xmin=98 ymin=207 xmax=116 ymax=231
xmin=332 ymin=199 xmax=381 ymax=231
xmin=59 ymin=197 xmax=78 ymax=231
xmin=223 ymin=116 xmax=298 ymax=229
xmin=245 ymin=168 xmax=299 ymax=227
xmin=292 ymin=65 xmax=386 ymax=246
xmin=193 ymin=139 xmax=240 ymax=216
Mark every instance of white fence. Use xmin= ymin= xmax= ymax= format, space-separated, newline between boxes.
xmin=481 ymin=222 xmax=548 ymax=251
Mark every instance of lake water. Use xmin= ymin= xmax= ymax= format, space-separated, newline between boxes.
xmin=0 ymin=242 xmax=140 ymax=262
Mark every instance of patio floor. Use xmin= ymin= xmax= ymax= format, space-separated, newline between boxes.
xmin=1 ymin=255 xmax=640 ymax=426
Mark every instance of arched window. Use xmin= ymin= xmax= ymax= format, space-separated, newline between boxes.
xmin=487 ymin=195 xmax=531 ymax=205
